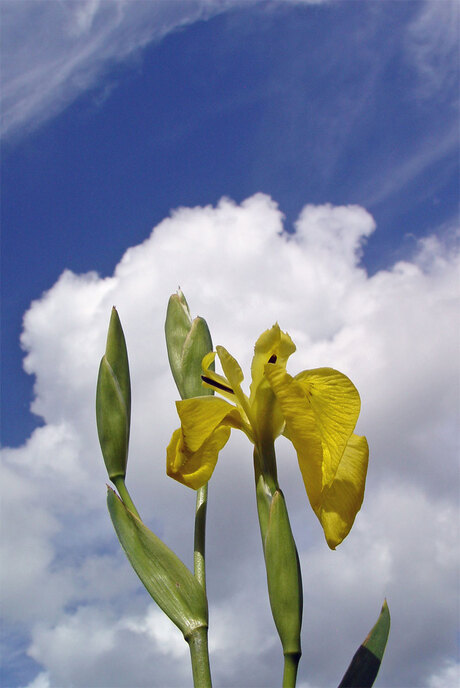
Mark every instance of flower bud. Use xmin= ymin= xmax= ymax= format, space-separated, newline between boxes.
xmin=96 ymin=307 xmax=131 ymax=480
xmin=165 ymin=290 xmax=214 ymax=399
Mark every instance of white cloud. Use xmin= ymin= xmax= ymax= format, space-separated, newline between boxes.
xmin=2 ymin=194 xmax=459 ymax=687
xmin=426 ymin=660 xmax=460 ymax=688
xmin=0 ymin=0 xmax=241 ymax=140
xmin=405 ymin=0 xmax=459 ymax=101
xmin=23 ymin=672 xmax=51 ymax=688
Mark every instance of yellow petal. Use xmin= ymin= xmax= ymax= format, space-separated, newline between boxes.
xmin=176 ymin=396 xmax=237 ymax=452
xmin=201 ymin=351 xmax=237 ymax=402
xmin=315 ymin=433 xmax=369 ymax=549
xmin=166 ymin=425 xmax=231 ymax=489
xmin=295 ymin=368 xmax=361 ymax=487
xmin=250 ymin=324 xmax=296 ymax=399
xmin=216 ymin=346 xmax=244 ymax=389
xmin=266 ymin=365 xmax=369 ymax=549
xmin=265 ymin=365 xmax=324 ymax=511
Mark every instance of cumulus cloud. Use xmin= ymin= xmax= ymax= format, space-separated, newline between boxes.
xmin=2 ymin=194 xmax=459 ymax=687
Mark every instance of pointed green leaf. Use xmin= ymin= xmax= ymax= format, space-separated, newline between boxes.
xmin=338 ymin=600 xmax=390 ymax=688
xmin=107 ymin=487 xmax=208 ymax=639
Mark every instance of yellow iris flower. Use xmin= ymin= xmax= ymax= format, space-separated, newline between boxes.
xmin=167 ymin=324 xmax=368 ymax=548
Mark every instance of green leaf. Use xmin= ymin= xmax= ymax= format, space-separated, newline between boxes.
xmin=337 ymin=600 xmax=390 ymax=688
xmin=107 ymin=487 xmax=208 ymax=639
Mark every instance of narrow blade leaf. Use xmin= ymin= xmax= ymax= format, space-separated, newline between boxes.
xmin=338 ymin=600 xmax=390 ymax=688
xmin=107 ymin=487 xmax=208 ymax=639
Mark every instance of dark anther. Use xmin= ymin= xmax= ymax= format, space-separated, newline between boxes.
xmin=268 ymin=354 xmax=277 ymax=364
xmin=201 ymin=375 xmax=235 ymax=394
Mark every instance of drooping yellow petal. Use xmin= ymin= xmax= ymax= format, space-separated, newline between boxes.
xmin=295 ymin=368 xmax=361 ymax=487
xmin=266 ymin=364 xmax=368 ymax=549
xmin=166 ymin=425 xmax=231 ymax=489
xmin=264 ymin=364 xmax=324 ymax=511
xmin=176 ymin=396 xmax=239 ymax=452
xmin=250 ymin=324 xmax=296 ymax=401
xmin=315 ymin=433 xmax=369 ymax=549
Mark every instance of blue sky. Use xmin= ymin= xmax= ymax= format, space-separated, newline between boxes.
xmin=3 ymin=0 xmax=458 ymax=447
xmin=1 ymin=2 xmax=459 ymax=688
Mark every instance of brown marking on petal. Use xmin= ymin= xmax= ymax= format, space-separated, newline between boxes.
xmin=201 ymin=376 xmax=235 ymax=394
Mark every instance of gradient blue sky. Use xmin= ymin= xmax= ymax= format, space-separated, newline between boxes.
xmin=2 ymin=0 xmax=458 ymax=446
xmin=1 ymin=2 xmax=459 ymax=688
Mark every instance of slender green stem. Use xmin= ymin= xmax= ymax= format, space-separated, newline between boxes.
xmin=283 ymin=652 xmax=301 ymax=688
xmin=192 ymin=483 xmax=212 ymax=687
xmin=112 ymin=476 xmax=141 ymax=520
xmin=188 ymin=626 xmax=212 ymax=688
xmin=194 ymin=483 xmax=208 ymax=589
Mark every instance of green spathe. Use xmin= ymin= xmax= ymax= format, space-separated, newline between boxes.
xmin=165 ymin=290 xmax=214 ymax=400
xmin=264 ymin=489 xmax=303 ymax=658
xmin=96 ymin=307 xmax=131 ymax=480
xmin=107 ymin=487 xmax=208 ymax=639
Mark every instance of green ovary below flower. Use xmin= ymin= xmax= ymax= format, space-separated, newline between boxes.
xmin=167 ymin=324 xmax=369 ymax=549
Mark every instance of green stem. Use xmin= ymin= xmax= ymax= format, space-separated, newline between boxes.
xmin=188 ymin=626 xmax=212 ymax=688
xmin=112 ymin=476 xmax=141 ymax=520
xmin=194 ymin=483 xmax=208 ymax=589
xmin=283 ymin=652 xmax=301 ymax=688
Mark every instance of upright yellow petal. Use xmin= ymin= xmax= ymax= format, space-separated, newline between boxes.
xmin=250 ymin=324 xmax=296 ymax=400
xmin=295 ymin=368 xmax=361 ymax=487
xmin=216 ymin=346 xmax=244 ymax=390
xmin=315 ymin=433 xmax=369 ymax=549
xmin=176 ymin=396 xmax=238 ymax=452
xmin=200 ymin=351 xmax=238 ymax=403
xmin=166 ymin=425 xmax=231 ymax=489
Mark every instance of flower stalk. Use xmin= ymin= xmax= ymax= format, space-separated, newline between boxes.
xmin=165 ymin=290 xmax=215 ymax=685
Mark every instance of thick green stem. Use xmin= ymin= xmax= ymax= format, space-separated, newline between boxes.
xmin=112 ymin=476 xmax=141 ymax=520
xmin=283 ymin=652 xmax=301 ymax=688
xmin=194 ymin=483 xmax=208 ymax=589
xmin=188 ymin=626 xmax=212 ymax=688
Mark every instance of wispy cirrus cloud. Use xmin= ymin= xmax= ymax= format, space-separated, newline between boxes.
xmin=405 ymin=0 xmax=459 ymax=101
xmin=0 ymin=0 xmax=238 ymax=140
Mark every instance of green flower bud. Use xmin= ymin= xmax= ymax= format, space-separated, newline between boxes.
xmin=264 ymin=489 xmax=302 ymax=658
xmin=165 ymin=290 xmax=214 ymax=399
xmin=96 ymin=307 xmax=131 ymax=480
